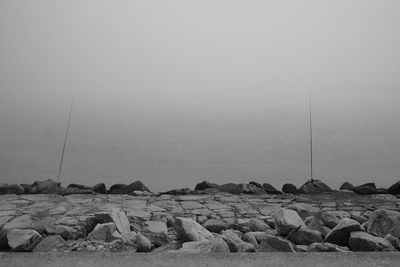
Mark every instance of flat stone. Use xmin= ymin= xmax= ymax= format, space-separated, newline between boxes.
xmin=0 ymin=216 xmax=13 ymax=229
xmin=127 ymin=209 xmax=152 ymax=221
xmin=2 ymin=214 xmax=32 ymax=231
xmin=274 ymin=208 xmax=305 ymax=236
xmin=204 ymin=201 xmax=231 ymax=210
xmin=174 ymin=217 xmax=214 ymax=242
xmin=257 ymin=234 xmax=296 ymax=252
xmin=324 ymin=218 xmax=362 ymax=246
xmin=32 ymin=235 xmax=66 ymax=252
xmin=7 ymin=229 xmax=42 ymax=252
xmin=181 ymin=201 xmax=204 ymax=210
xmin=111 ymin=209 xmax=130 ymax=234
xmin=177 ymin=195 xmax=211 ymax=201
xmin=191 ymin=209 xmax=212 ymax=216
xmin=349 ymin=231 xmax=395 ymax=251
xmin=179 ymin=239 xmax=230 ymax=253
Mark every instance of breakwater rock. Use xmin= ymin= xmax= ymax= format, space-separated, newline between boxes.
xmin=1 ymin=188 xmax=400 ymax=253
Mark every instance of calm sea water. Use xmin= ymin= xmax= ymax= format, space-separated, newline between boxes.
xmin=1 ymin=109 xmax=399 ymax=192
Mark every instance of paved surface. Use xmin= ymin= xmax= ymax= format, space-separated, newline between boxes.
xmin=1 ymin=252 xmax=400 ymax=267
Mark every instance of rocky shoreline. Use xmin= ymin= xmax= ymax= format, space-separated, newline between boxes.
xmin=1 ymin=179 xmax=400 ymax=253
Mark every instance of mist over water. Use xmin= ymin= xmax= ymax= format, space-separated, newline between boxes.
xmin=1 ymin=1 xmax=400 ymax=192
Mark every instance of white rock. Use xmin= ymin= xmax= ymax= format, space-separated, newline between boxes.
xmin=274 ymin=208 xmax=305 ymax=236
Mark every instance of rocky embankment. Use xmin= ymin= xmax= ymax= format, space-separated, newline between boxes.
xmin=1 ymin=178 xmax=400 ymax=253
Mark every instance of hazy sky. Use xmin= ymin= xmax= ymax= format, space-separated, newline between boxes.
xmin=1 ymin=1 xmax=400 ymax=189
xmin=1 ymin=0 xmax=400 ymax=115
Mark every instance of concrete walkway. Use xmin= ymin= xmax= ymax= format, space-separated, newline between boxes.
xmin=1 ymin=252 xmax=400 ymax=267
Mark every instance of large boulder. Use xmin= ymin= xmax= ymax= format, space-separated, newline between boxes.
xmin=324 ymin=218 xmax=362 ymax=246
xmin=109 ymin=181 xmax=150 ymax=194
xmin=349 ymin=231 xmax=395 ymax=251
xmin=92 ymin=183 xmax=107 ymax=194
xmin=31 ymin=179 xmax=60 ymax=194
xmin=274 ymin=208 xmax=305 ymax=236
xmin=249 ymin=181 xmax=263 ymax=189
xmin=340 ymin=182 xmax=354 ymax=191
xmin=7 ymin=229 xmax=42 ymax=252
xmin=287 ymin=203 xmax=319 ymax=221
xmin=174 ymin=217 xmax=214 ymax=242
xmin=108 ymin=183 xmax=126 ymax=193
xmin=218 ymin=183 xmax=243 ymax=195
xmin=316 ymin=211 xmax=342 ymax=229
xmin=282 ymin=183 xmax=298 ymax=194
xmin=194 ymin=181 xmax=219 ymax=191
xmin=353 ymin=183 xmax=377 ymax=195
xmin=0 ymin=184 xmax=24 ymax=195
xmin=179 ymin=239 xmax=230 ymax=253
xmin=288 ymin=228 xmax=323 ymax=245
xmin=367 ymin=209 xmax=400 ymax=239
xmin=298 ymin=180 xmax=331 ymax=194
xmin=257 ymin=234 xmax=296 ymax=252
xmin=160 ymin=188 xmax=192 ymax=195
xmin=220 ymin=230 xmax=255 ymax=252
xmin=388 ymin=180 xmax=400 ymax=195
xmin=32 ymin=235 xmax=66 ymax=252
xmin=262 ymin=183 xmax=281 ymax=194
xmin=241 ymin=183 xmax=265 ymax=194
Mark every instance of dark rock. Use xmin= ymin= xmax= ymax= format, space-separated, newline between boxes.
xmin=282 ymin=183 xmax=298 ymax=194
xmin=109 ymin=180 xmax=150 ymax=194
xmin=203 ymin=219 xmax=226 ymax=233
xmin=388 ymin=180 xmax=400 ymax=195
xmin=249 ymin=181 xmax=263 ymax=189
xmin=241 ymin=183 xmax=265 ymax=194
xmin=31 ymin=179 xmax=60 ymax=194
xmin=32 ymin=235 xmax=66 ymax=252
xmin=180 ymin=239 xmax=230 ymax=253
xmin=92 ymin=183 xmax=107 ymax=194
xmin=160 ymin=188 xmax=192 ymax=195
xmin=262 ymin=183 xmax=282 ymax=194
xmin=298 ymin=180 xmax=331 ymax=194
xmin=316 ymin=211 xmax=341 ymax=229
xmin=288 ymin=228 xmax=323 ymax=245
xmin=324 ymin=218 xmax=362 ymax=246
xmin=349 ymin=231 xmax=395 ymax=251
xmin=194 ymin=181 xmax=219 ymax=191
xmin=7 ymin=229 xmax=42 ymax=252
xmin=257 ymin=234 xmax=296 ymax=252
xmin=340 ymin=182 xmax=354 ymax=191
xmin=152 ymin=241 xmax=182 ymax=252
xmin=0 ymin=184 xmax=24 ymax=195
xmin=67 ymin=183 xmax=91 ymax=190
xmin=20 ymin=184 xmax=34 ymax=194
xmin=0 ymin=230 xmax=10 ymax=250
xmin=376 ymin=188 xmax=389 ymax=194
xmin=218 ymin=183 xmax=243 ymax=195
xmin=353 ymin=183 xmax=377 ymax=195
xmin=350 ymin=213 xmax=368 ymax=225
xmin=241 ymin=232 xmax=258 ymax=248
xmin=367 ymin=209 xmax=400 ymax=238
xmin=56 ymin=187 xmax=94 ymax=195
xmin=136 ymin=233 xmax=152 ymax=252
xmin=108 ymin=184 xmax=126 ymax=194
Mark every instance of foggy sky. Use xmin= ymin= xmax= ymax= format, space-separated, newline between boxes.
xmin=1 ymin=1 xmax=400 ymax=189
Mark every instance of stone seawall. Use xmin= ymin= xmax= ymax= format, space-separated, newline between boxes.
xmin=1 ymin=190 xmax=400 ymax=253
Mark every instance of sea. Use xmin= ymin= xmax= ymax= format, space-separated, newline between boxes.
xmin=1 ymin=107 xmax=399 ymax=193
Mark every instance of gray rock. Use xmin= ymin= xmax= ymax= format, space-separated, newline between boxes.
xmin=220 ymin=229 xmax=255 ymax=252
xmin=174 ymin=217 xmax=214 ymax=242
xmin=274 ymin=208 xmax=305 ymax=236
xmin=340 ymin=182 xmax=354 ymax=191
xmin=31 ymin=179 xmax=60 ymax=194
xmin=241 ymin=183 xmax=266 ymax=194
xmin=32 ymin=235 xmax=66 ymax=252
xmin=7 ymin=229 xmax=42 ymax=252
xmin=2 ymin=214 xmax=32 ymax=231
xmin=262 ymin=183 xmax=281 ymax=194
xmin=282 ymin=183 xmax=298 ymax=194
xmin=257 ymin=234 xmax=296 ymax=252
xmin=45 ymin=224 xmax=85 ymax=240
xmin=367 ymin=209 xmax=400 ymax=238
xmin=287 ymin=203 xmax=320 ymax=220
xmin=388 ymin=180 xmax=400 ymax=195
xmin=350 ymin=213 xmax=368 ymax=225
xmin=92 ymin=183 xmax=107 ymax=194
xmin=0 ymin=184 xmax=24 ymax=195
xmin=304 ymin=216 xmax=328 ymax=235
xmin=353 ymin=183 xmax=377 ymax=195
xmin=324 ymin=218 xmax=362 ymax=246
xmin=288 ymin=228 xmax=323 ymax=245
xmin=241 ymin=232 xmax=258 ymax=248
xmin=152 ymin=241 xmax=182 ymax=252
xmin=385 ymin=234 xmax=400 ymax=251
xmin=295 ymin=245 xmax=309 ymax=252
xmin=349 ymin=231 xmax=395 ymax=251
xmin=109 ymin=180 xmax=150 ymax=194
xmin=88 ymin=222 xmax=121 ymax=242
xmin=218 ymin=183 xmax=243 ymax=195
xmin=316 ymin=211 xmax=341 ymax=229
xmin=0 ymin=230 xmax=10 ymax=249
xmin=247 ymin=218 xmax=271 ymax=232
xmin=203 ymin=218 xmax=226 ymax=233
xmin=179 ymin=239 xmax=230 ymax=253
xmin=298 ymin=180 xmax=331 ymax=194
xmin=194 ymin=181 xmax=219 ymax=191
xmin=307 ymin=242 xmax=349 ymax=252
xmin=136 ymin=233 xmax=152 ymax=252
xmin=67 ymin=183 xmax=91 ymax=190
xmin=142 ymin=221 xmax=170 ymax=247
xmin=111 ymin=209 xmax=130 ymax=234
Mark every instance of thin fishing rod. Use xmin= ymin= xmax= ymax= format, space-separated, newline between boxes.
xmin=309 ymin=93 xmax=314 ymax=182
xmin=57 ymin=100 xmax=74 ymax=183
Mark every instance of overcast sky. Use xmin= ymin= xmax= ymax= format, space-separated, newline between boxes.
xmin=1 ymin=0 xmax=400 ymax=118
